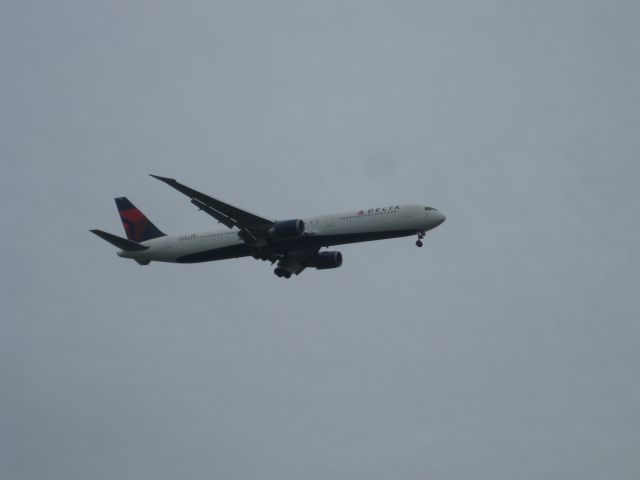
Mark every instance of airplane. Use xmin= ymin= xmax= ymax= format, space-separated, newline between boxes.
xmin=90 ymin=175 xmax=446 ymax=278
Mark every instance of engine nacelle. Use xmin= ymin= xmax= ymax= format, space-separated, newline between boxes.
xmin=268 ymin=219 xmax=305 ymax=238
xmin=312 ymin=251 xmax=343 ymax=270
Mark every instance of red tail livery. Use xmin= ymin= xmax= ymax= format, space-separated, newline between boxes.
xmin=115 ymin=197 xmax=165 ymax=242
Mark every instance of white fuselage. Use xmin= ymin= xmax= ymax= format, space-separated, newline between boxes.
xmin=119 ymin=204 xmax=445 ymax=264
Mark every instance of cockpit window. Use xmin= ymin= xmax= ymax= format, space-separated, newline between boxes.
xmin=425 ymin=207 xmax=436 ymax=211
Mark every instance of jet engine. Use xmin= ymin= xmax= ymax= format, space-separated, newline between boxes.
xmin=268 ymin=219 xmax=305 ymax=238
xmin=312 ymin=251 xmax=343 ymax=270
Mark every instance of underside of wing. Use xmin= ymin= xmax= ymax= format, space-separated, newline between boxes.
xmin=149 ymin=175 xmax=275 ymax=232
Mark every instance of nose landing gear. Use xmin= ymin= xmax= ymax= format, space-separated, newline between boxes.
xmin=416 ymin=230 xmax=425 ymax=247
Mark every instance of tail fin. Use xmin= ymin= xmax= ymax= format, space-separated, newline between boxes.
xmin=115 ymin=197 xmax=166 ymax=242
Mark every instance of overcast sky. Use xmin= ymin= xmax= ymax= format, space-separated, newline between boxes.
xmin=2 ymin=1 xmax=639 ymax=479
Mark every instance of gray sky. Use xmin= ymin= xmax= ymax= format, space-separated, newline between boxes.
xmin=2 ymin=1 xmax=639 ymax=479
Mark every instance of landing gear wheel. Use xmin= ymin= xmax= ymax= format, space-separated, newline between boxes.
xmin=416 ymin=240 xmax=423 ymax=247
xmin=274 ymin=267 xmax=292 ymax=278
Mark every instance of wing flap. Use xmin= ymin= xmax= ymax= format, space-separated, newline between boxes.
xmin=190 ymin=198 xmax=236 ymax=229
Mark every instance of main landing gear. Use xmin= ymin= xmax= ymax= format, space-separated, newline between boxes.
xmin=274 ymin=267 xmax=292 ymax=279
xmin=416 ymin=230 xmax=425 ymax=248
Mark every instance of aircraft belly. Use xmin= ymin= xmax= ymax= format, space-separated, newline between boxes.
xmin=322 ymin=229 xmax=417 ymax=246
xmin=142 ymin=234 xmax=245 ymax=263
xmin=176 ymin=244 xmax=250 ymax=263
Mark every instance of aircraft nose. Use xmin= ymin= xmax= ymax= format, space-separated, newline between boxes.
xmin=434 ymin=210 xmax=446 ymax=227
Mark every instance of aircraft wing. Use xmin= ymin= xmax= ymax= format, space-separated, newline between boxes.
xmin=150 ymin=175 xmax=275 ymax=244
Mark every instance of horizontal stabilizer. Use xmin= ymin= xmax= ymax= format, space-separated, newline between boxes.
xmin=90 ymin=229 xmax=149 ymax=251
